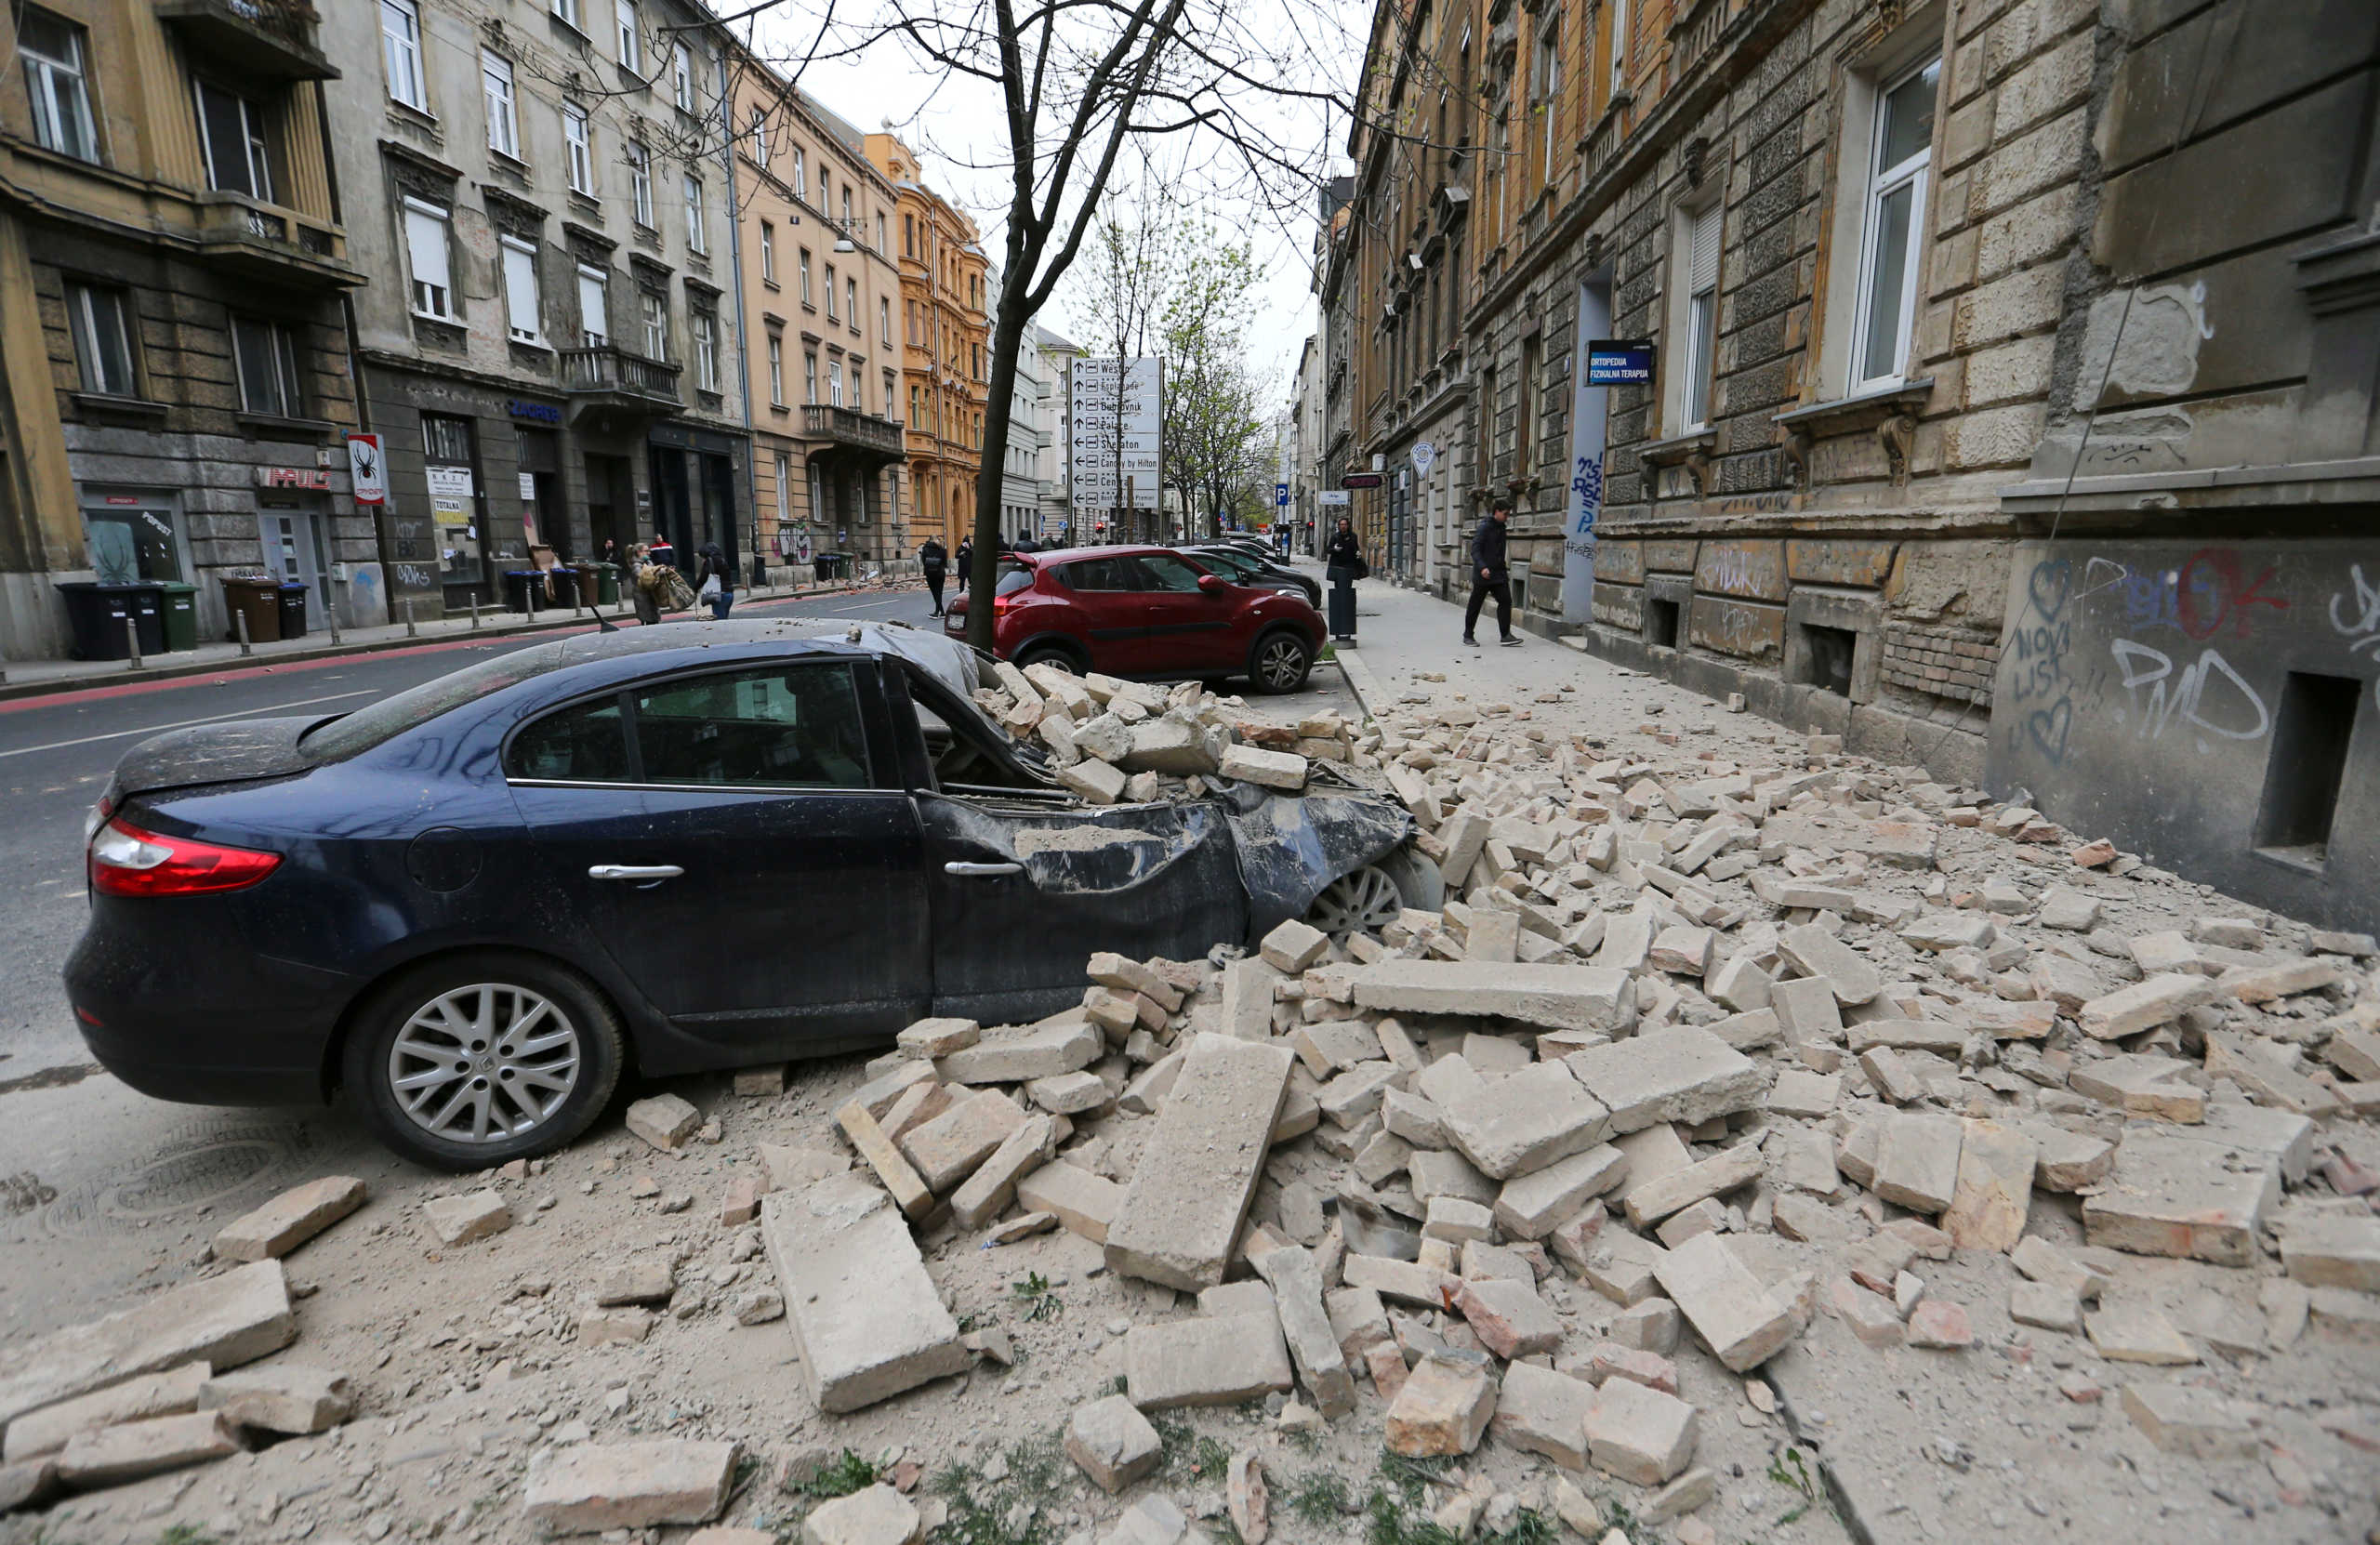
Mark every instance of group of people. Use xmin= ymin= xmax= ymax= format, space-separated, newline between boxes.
xmin=614 ymin=533 xmax=735 ymax=627
xmin=1319 ymin=501 xmax=1521 ymax=648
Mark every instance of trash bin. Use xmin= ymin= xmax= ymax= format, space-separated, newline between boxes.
xmin=277 ymin=581 xmax=309 ymax=640
xmin=572 ymin=566 xmax=602 ymax=607
xmin=501 ymin=570 xmax=542 ymax=614
xmin=813 ymin=555 xmax=833 ymax=585
xmin=592 ymin=561 xmax=619 ymax=606
xmin=157 ymin=581 xmax=199 ymax=653
xmin=55 ymin=582 xmax=165 ymax=661
xmin=220 ymin=574 xmax=282 ymax=644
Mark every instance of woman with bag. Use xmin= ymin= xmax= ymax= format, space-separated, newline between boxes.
xmin=1323 ymin=516 xmax=1364 ymax=642
xmin=628 ymin=543 xmax=663 ymax=626
xmin=696 ymin=542 xmax=734 ymax=619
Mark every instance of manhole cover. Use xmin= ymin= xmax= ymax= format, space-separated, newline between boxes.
xmin=40 ymin=1116 xmax=323 ymax=1235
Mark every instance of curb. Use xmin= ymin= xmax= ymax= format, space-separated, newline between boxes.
xmin=0 ymin=582 xmax=915 ymax=705
xmin=1335 ymin=647 xmax=1387 ymax=723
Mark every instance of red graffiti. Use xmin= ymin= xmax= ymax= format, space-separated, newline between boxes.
xmin=2176 ymin=548 xmax=2288 ymax=640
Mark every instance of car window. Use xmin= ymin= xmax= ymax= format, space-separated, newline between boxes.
xmin=995 ymin=561 xmax=1036 ymax=597
xmin=1134 ymin=553 xmax=1208 ymax=593
xmin=633 ymin=662 xmax=874 ymax=789
xmin=1190 ymin=549 xmax=1252 ymax=578
xmin=304 ymin=644 xmax=577 ymax=760
xmin=1060 ymin=557 xmax=1133 ymax=590
xmin=508 ymin=695 xmax=631 ymax=782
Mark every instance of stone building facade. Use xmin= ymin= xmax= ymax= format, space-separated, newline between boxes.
xmin=867 ymin=131 xmax=990 ymax=551
xmin=0 ymin=0 xmax=364 ymax=656
xmin=1328 ymin=0 xmax=2380 ymax=926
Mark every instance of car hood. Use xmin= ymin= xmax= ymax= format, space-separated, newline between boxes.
xmin=1217 ymin=772 xmax=1416 ymax=937
xmin=108 ymin=716 xmax=318 ymax=802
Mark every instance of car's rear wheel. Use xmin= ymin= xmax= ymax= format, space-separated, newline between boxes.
xmin=344 ymin=951 xmax=624 ymax=1170
xmin=1247 ymin=628 xmax=1314 ymax=694
xmin=1306 ymin=845 xmax=1444 ymax=936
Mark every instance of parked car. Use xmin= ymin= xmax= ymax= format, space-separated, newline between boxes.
xmin=944 ymin=545 xmax=1324 ymax=694
xmin=65 ymin=623 xmax=1434 ymax=1169
xmin=1178 ymin=543 xmax=1323 ymax=607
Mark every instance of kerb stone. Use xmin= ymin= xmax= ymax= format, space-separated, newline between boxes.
xmin=1105 ymin=1034 xmax=1294 ymax=1290
xmin=0 ymin=1261 xmax=294 ymax=1428
xmin=212 ymin=1175 xmax=367 ymax=1262
xmin=521 ymin=1439 xmax=738 ymax=1532
xmin=3 ymin=1364 xmax=210 ymax=1463
xmin=760 ymin=1175 xmax=969 ymax=1413
xmin=1353 ymin=960 xmax=1636 ymax=1033
xmin=53 ymin=1411 xmax=240 ymax=1487
xmin=1123 ymin=1312 xmax=1293 ymax=1408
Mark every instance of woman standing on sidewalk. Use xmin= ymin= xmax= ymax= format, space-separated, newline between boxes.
xmin=1323 ymin=517 xmax=1364 ymax=642
xmin=696 ymin=543 xmax=734 ymax=619
xmin=628 ymin=544 xmax=663 ymax=626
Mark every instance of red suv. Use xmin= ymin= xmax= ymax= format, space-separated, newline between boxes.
xmin=945 ymin=546 xmax=1323 ymax=693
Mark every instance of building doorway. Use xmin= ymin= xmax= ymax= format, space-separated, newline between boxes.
xmin=585 ymin=454 xmax=635 ymax=564
xmin=258 ymin=498 xmax=331 ymax=618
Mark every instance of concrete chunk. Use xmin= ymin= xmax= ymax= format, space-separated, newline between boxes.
xmin=1065 ymin=1394 xmax=1163 ymax=1493
xmin=1491 ymin=1362 xmax=1594 ymax=1469
xmin=1873 ymin=1115 xmax=1964 ymax=1215
xmin=2079 ymin=974 xmax=2218 ymax=1040
xmin=1011 ymin=1161 xmax=1121 ymax=1245
xmin=760 ymin=1174 xmax=969 ymax=1413
xmin=196 ymin=1365 xmax=351 ymax=1434
xmin=1124 ymin=1312 xmax=1293 ymax=1408
xmin=938 ymin=1017 xmax=1102 ymax=1084
xmin=1653 ymin=1233 xmax=1798 ymax=1372
xmin=1105 ymin=1034 xmax=1293 ymax=1290
xmin=1494 ymin=1145 xmax=1628 ymax=1240
xmin=0 ymin=1261 xmax=294 ymax=1428
xmin=1249 ymin=1246 xmax=1356 ymax=1418
xmin=1354 ymin=960 xmax=1636 ymax=1033
xmin=213 ymin=1175 xmax=366 ymax=1262
xmin=3 ymin=1364 xmax=210 ymax=1464
xmin=1440 ymin=1062 xmax=1612 ymax=1180
xmin=1776 ymin=925 xmax=1881 ymax=1006
xmin=1566 ymin=1027 xmax=1765 ymax=1135
xmin=1584 ymin=1378 xmax=1699 ymax=1486
xmin=54 ymin=1411 xmax=240 ymax=1487
xmin=900 ymin=1089 xmax=1029 ymax=1193
xmin=522 ymin=1439 xmax=738 ymax=1532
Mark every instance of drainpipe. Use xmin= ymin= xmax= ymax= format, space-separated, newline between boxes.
xmin=717 ymin=46 xmax=761 ymax=588
xmin=316 ymin=80 xmax=389 ymax=628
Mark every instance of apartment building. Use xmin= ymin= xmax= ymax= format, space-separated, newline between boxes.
xmin=866 ymin=130 xmax=988 ymax=550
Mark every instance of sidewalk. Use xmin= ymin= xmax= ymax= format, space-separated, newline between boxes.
xmin=0 ymin=576 xmax=922 ymax=704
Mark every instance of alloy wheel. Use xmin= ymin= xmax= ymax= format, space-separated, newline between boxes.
xmin=386 ymin=983 xmax=583 ymax=1145
xmin=1306 ymin=865 xmax=1406 ymax=936
xmin=1257 ymin=635 xmax=1309 ymax=692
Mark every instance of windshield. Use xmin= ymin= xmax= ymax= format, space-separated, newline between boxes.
xmin=300 ymin=646 xmax=576 ymax=761
xmin=1195 ymin=549 xmax=1255 ymax=577
xmin=995 ymin=561 xmax=1036 ymax=597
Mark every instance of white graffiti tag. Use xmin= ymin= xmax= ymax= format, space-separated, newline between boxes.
xmin=2109 ymin=640 xmax=2270 ymax=746
xmin=2331 ymin=563 xmax=2380 ymax=657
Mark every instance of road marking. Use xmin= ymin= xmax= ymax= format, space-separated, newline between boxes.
xmin=0 ymin=689 xmax=376 ymax=759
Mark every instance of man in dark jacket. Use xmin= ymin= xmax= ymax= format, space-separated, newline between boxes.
xmin=1463 ymin=501 xmax=1520 ymax=646
xmin=919 ymin=536 xmax=948 ymax=615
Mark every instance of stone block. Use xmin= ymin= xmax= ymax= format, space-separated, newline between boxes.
xmin=801 ymin=1484 xmax=919 ymax=1545
xmin=2086 ymin=1305 xmax=2198 ymax=1366
xmin=522 ymin=1439 xmax=738 ymax=1533
xmin=1621 ymin=1142 xmax=1765 ymax=1228
xmin=1261 ymin=918 xmax=1330 ymax=972
xmin=2069 ymin=1054 xmax=2204 ymax=1123
xmin=1221 ymin=957 xmax=1285 ymax=1040
xmin=938 ymin=1017 xmax=1102 ymax=1085
xmin=850 ymin=1060 xmax=937 ymax=1119
xmin=1872 ymin=1115 xmax=1964 ymax=1214
xmin=1612 ymin=1298 xmax=1682 ymax=1354
xmin=1220 ymin=744 xmax=1308 ymax=788
xmin=897 ymin=1017 xmax=980 ymax=1057
xmin=1495 ymin=1145 xmax=1628 ymax=1240
xmin=2281 ymin=1213 xmax=2380 ymax=1292
xmin=1767 ymin=1069 xmax=1841 ymax=1118
xmin=1653 ymin=1233 xmax=1798 ymax=1372
xmin=596 ymin=1258 xmax=675 ymax=1307
xmin=1580 ymin=1228 xmax=1670 ymax=1307
xmin=1342 ymin=1253 xmax=1459 ymax=1307
xmin=1249 ymin=1245 xmax=1357 ymax=1419
xmin=626 ymin=1092 xmax=702 ymax=1151
xmin=760 ymin=1144 xmax=851 ymax=1195
xmin=1292 ymin=1021 xmax=1387 ymax=1077
xmin=423 ymin=1190 xmax=511 ymax=1247
xmin=2082 ymin=1126 xmax=2277 ymax=1266
xmin=1326 ymin=1286 xmax=1395 ymax=1360
xmin=213 ymin=1176 xmax=367 ymax=1263
xmin=1316 ymin=1063 xmax=1401 ymax=1128
xmin=835 ymin=1101 xmax=933 ymax=1221
xmin=1940 ymin=1119 xmax=2035 ymax=1252
xmin=951 ymin=1115 xmax=1062 ymax=1229
xmin=760 ymin=1174 xmax=969 ymax=1414
xmin=1584 ymin=1378 xmax=1699 ymax=1486
xmin=1491 ymin=1361 xmax=1594 ymax=1469
xmin=1440 ymin=1062 xmax=1613 ymax=1180
xmin=2079 ymin=974 xmax=2217 ymax=1040
xmin=2010 ymin=1279 xmax=2082 ymax=1332
xmin=1769 ymin=977 xmax=1845 ymax=1043
xmin=1776 ymin=925 xmax=1882 ymax=1005
xmin=901 ymin=1090 xmax=1029 ymax=1193
xmin=1065 ymin=1394 xmax=1163 ymax=1493
xmin=2029 ymin=1126 xmax=2117 ymax=1191
xmin=1353 ymin=960 xmax=1636 ymax=1033
xmin=54 ymin=1411 xmax=240 ymax=1488
xmin=1060 ymin=759 xmax=1128 ymax=803
xmin=1578 ymin=1341 xmax=1678 ymax=1394
xmin=3 ymin=1364 xmax=210 ymax=1464
xmin=580 ymin=1305 xmax=654 ymax=1345
xmin=1106 ymin=1034 xmax=1293 ymax=1291
xmin=1410 ymin=1148 xmax=1498 ymax=1207
xmin=196 ymin=1365 xmax=351 ymax=1434
xmin=1384 ymin=1351 xmax=1497 ymax=1457
xmin=1124 ymin=1312 xmax=1294 ymax=1408
xmin=1566 ymin=1027 xmax=1765 ymax=1135
xmin=2121 ymin=1384 xmax=2260 ymax=1459
xmin=1028 ymin=1070 xmax=1114 ymax=1116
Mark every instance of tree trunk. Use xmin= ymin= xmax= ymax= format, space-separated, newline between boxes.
xmin=966 ymin=286 xmax=1033 ymax=654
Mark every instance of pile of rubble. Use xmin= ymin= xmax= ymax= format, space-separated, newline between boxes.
xmin=974 ymin=660 xmax=1370 ymax=801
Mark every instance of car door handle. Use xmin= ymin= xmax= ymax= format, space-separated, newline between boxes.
xmin=944 ymin=860 xmax=1023 ymax=877
xmin=588 ymin=865 xmax=686 ymax=881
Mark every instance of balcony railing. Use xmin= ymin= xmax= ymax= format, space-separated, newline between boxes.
xmin=803 ymin=403 xmax=905 ymax=457
xmin=562 ymin=346 xmax=682 ymax=407
xmin=156 ymin=0 xmax=337 ymax=79
xmin=194 ymin=195 xmax=358 ymax=288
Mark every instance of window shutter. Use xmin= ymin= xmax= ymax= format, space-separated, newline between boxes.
xmin=578 ymin=269 xmax=607 ymax=343
xmin=503 ymin=244 xmax=539 ymax=338
xmin=1689 ymin=204 xmax=1722 ymax=296
xmin=405 ymin=206 xmax=451 ymax=311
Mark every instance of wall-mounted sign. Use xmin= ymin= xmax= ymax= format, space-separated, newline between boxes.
xmin=1585 ymin=339 xmax=1656 ymax=387
xmin=1411 ymin=441 xmax=1436 ymax=472
xmin=508 ymin=400 xmax=563 ymax=423
xmin=347 ymin=434 xmax=385 ymax=505
xmin=426 ymin=465 xmax=476 ymax=499
xmin=519 ymin=472 xmax=538 ymax=501
xmin=1317 ymin=490 xmax=1352 ymax=506
xmin=255 ymin=466 xmax=333 ymax=491
xmin=1341 ymin=471 xmax=1384 ymax=490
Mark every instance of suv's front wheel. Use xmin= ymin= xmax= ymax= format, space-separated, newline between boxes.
xmin=1247 ymin=627 xmax=1315 ymax=694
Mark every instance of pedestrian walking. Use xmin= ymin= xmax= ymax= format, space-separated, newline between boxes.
xmin=696 ymin=542 xmax=734 ymax=619
xmin=1323 ymin=516 xmax=1364 ymax=642
xmin=628 ymin=542 xmax=663 ymax=626
xmin=919 ymin=536 xmax=949 ymax=616
xmin=956 ymin=537 xmax=973 ymax=580
xmin=1463 ymin=500 xmax=1521 ymax=647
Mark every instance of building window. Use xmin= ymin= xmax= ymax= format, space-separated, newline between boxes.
xmin=1609 ymin=0 xmax=1631 ymax=95
xmin=747 ymin=106 xmax=768 ymax=165
xmin=550 ymin=0 xmax=580 ymax=28
xmin=791 ymin=149 xmax=805 ymax=200
xmin=615 ymin=0 xmax=641 ymax=73
xmin=804 ymin=350 xmax=817 ymax=403
xmin=1678 ymin=202 xmax=1721 ymax=430
xmin=828 ymin=358 xmax=843 ymax=406
xmin=564 ymin=103 xmax=593 ymax=193
xmin=694 ymin=310 xmax=720 ymax=390
xmin=628 ymin=141 xmax=654 ymax=228
xmin=1533 ymin=16 xmax=1561 ymax=184
xmin=501 ymin=237 xmax=543 ymax=344
xmin=577 ymin=265 xmax=608 ymax=346
xmin=671 ymin=42 xmax=694 ymax=112
xmin=767 ymin=335 xmax=784 ymax=404
xmin=879 ymin=297 xmax=891 ymax=344
xmin=840 ymin=186 xmax=853 ymax=227
xmin=759 ymin=220 xmax=774 ymax=281
xmin=66 ymin=283 xmax=136 ymax=396
xmin=775 ymin=451 xmax=793 ymax=526
xmin=809 ymin=459 xmax=826 ymax=526
xmin=824 ymin=263 xmax=838 ymax=320
xmin=379 ymin=0 xmax=426 ymax=113
xmin=194 ymin=80 xmax=271 ymax=200
xmin=1852 ymin=57 xmax=1939 ymax=390
xmin=403 ymin=200 xmax=456 ymax=319
xmin=904 ymin=213 xmax=915 ymax=255
xmin=684 ymin=176 xmax=707 ymax=254
xmin=846 ymin=277 xmax=858 ymax=329
xmin=483 ymin=53 xmax=519 ymax=158
xmin=876 ymin=211 xmax=886 ymax=252
xmin=231 ymin=317 xmax=302 ymax=417
xmin=883 ymin=368 xmax=896 ymax=416
xmin=799 ymin=250 xmax=813 ymax=306
xmin=640 ymin=289 xmax=668 ymax=358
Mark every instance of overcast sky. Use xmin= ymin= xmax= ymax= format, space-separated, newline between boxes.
xmin=741 ymin=2 xmax=1363 ymax=409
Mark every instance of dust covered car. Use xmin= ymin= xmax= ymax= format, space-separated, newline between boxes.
xmin=65 ymin=621 xmax=1437 ymax=1169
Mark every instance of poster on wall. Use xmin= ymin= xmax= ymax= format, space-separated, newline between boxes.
xmin=1563 ymin=292 xmax=1617 ymax=627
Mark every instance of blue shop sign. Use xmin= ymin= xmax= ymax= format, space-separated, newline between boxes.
xmin=1585 ymin=340 xmax=1656 ymax=387
xmin=509 ymin=400 xmax=563 ymax=424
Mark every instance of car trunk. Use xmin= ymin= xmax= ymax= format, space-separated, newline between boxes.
xmin=104 ymin=716 xmax=320 ymax=807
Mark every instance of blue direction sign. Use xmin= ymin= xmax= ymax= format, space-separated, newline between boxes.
xmin=1585 ymin=339 xmax=1656 ymax=386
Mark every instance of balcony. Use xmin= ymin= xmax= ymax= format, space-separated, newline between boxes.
xmin=802 ymin=403 xmax=906 ymax=461
xmin=156 ymin=0 xmax=337 ymax=79
xmin=561 ymin=346 xmax=681 ymax=421
xmin=195 ymin=196 xmax=359 ymax=289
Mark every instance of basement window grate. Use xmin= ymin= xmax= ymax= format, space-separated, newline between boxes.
xmin=2254 ymin=671 xmax=2361 ymax=869
xmin=1647 ymin=597 xmax=1681 ymax=649
xmin=1800 ymin=624 xmax=1858 ymax=696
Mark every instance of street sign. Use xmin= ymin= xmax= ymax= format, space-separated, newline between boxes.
xmin=1585 ymin=339 xmax=1657 ymax=386
xmin=1411 ymin=441 xmax=1436 ymax=473
xmin=1070 ymin=357 xmax=1161 ymax=508
xmin=1317 ymin=490 xmax=1351 ymax=506
xmin=1341 ymin=471 xmax=1384 ymax=489
xmin=1274 ymin=482 xmax=1289 ymax=507
xmin=346 ymin=434 xmax=385 ymax=505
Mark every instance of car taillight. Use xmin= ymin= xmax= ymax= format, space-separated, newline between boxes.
xmin=88 ymin=817 xmax=280 ymax=898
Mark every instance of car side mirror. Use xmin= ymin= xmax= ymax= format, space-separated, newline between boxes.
xmin=1197 ymin=574 xmax=1228 ymax=595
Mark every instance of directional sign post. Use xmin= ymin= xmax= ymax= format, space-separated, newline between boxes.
xmin=1071 ymin=357 xmax=1161 ymax=539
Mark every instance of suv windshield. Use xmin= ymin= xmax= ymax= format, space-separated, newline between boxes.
xmin=300 ymin=646 xmax=576 ymax=761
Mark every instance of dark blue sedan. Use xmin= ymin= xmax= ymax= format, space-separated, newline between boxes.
xmin=65 ymin=623 xmax=1432 ymax=1169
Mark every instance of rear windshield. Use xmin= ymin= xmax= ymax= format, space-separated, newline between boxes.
xmin=300 ymin=646 xmax=575 ymax=761
xmin=996 ymin=561 xmax=1036 ymax=597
